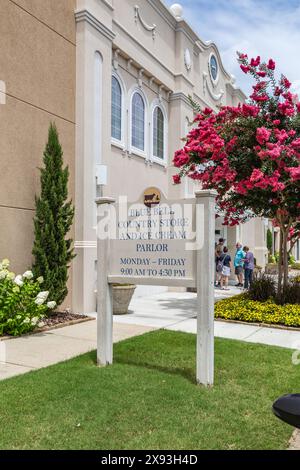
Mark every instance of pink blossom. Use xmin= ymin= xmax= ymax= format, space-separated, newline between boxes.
xmin=250 ymin=56 xmax=261 ymax=67
xmin=286 ymin=167 xmax=300 ymax=181
xmin=173 ymin=174 xmax=181 ymax=184
xmin=256 ymin=127 xmax=271 ymax=145
xmin=240 ymin=65 xmax=250 ymax=74
xmin=291 ymin=138 xmax=300 ymax=149
xmin=281 ymin=76 xmax=291 ymax=89
xmin=250 ymin=169 xmax=264 ymax=182
xmin=267 ymin=59 xmax=276 ymax=70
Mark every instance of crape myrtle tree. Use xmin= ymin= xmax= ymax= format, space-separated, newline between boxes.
xmin=32 ymin=123 xmax=75 ymax=307
xmin=173 ymin=53 xmax=300 ymax=294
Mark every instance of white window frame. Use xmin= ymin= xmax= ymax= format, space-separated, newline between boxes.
xmin=111 ymin=71 xmax=126 ymax=150
xmin=128 ymin=86 xmax=148 ymax=159
xmin=150 ymin=99 xmax=168 ymax=167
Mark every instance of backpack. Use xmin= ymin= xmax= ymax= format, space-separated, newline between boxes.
xmin=216 ymin=254 xmax=229 ymax=273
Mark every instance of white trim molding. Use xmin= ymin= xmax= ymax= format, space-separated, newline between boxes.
xmin=74 ymin=241 xmax=97 ymax=249
xmin=203 ymin=72 xmax=224 ymax=102
xmin=134 ymin=5 xmax=157 ymax=39
xmin=128 ymin=86 xmax=149 ymax=160
xmin=169 ymin=92 xmax=191 ymax=107
xmin=111 ymin=71 xmax=127 ymax=150
xmin=75 ymin=9 xmax=115 ymax=41
xmin=150 ymin=99 xmax=168 ymax=167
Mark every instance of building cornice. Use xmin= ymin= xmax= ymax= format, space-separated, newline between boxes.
xmin=75 ymin=9 xmax=116 ymax=41
xmin=169 ymin=92 xmax=192 ymax=107
xmin=113 ymin=19 xmax=174 ymax=81
xmin=97 ymin=0 xmax=114 ymax=11
xmin=147 ymin=0 xmax=177 ymax=29
xmin=226 ymin=82 xmax=247 ymax=102
xmin=149 ymin=1 xmax=246 ymax=98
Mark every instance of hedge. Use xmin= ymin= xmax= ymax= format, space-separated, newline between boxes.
xmin=215 ymin=294 xmax=300 ymax=328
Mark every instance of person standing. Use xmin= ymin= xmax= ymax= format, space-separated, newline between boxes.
xmin=215 ymin=238 xmax=225 ymax=287
xmin=243 ymin=246 xmax=255 ymax=289
xmin=215 ymin=238 xmax=225 ymax=255
xmin=234 ymin=242 xmax=245 ymax=287
xmin=219 ymin=247 xmax=232 ymax=290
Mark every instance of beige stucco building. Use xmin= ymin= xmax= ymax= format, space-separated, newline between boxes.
xmin=0 ymin=0 xmax=272 ymax=314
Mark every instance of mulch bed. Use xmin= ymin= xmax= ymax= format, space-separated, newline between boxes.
xmin=0 ymin=312 xmax=94 ymax=341
xmin=40 ymin=311 xmax=88 ymax=328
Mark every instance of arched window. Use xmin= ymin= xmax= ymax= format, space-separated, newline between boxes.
xmin=153 ymin=107 xmax=164 ymax=159
xmin=131 ymin=92 xmax=145 ymax=151
xmin=111 ymin=76 xmax=122 ymax=141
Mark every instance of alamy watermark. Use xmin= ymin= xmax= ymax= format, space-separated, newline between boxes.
xmin=292 ymin=340 xmax=300 ymax=365
xmin=96 ymin=196 xmax=206 ymax=251
xmin=0 ymin=342 xmax=6 ymax=366
xmin=0 ymin=80 xmax=6 ymax=105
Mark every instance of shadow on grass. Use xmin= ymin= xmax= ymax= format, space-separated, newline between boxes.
xmin=116 ymin=355 xmax=196 ymax=384
xmin=87 ymin=346 xmax=196 ymax=385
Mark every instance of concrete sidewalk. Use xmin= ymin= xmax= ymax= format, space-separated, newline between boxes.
xmin=0 ymin=321 xmax=154 ymax=381
xmin=115 ymin=290 xmax=300 ymax=350
xmin=1 ymin=288 xmax=300 ymax=382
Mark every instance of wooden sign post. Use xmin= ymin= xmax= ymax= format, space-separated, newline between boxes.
xmin=96 ymin=189 xmax=217 ymax=386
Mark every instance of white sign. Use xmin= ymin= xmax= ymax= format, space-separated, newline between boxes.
xmin=106 ymin=189 xmax=198 ymax=287
xmin=96 ymin=188 xmax=217 ymax=387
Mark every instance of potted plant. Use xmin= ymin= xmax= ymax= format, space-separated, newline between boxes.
xmin=112 ymin=284 xmax=136 ymax=315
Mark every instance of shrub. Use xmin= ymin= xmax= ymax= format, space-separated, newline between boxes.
xmin=32 ymin=123 xmax=75 ymax=306
xmin=277 ymin=282 xmax=300 ymax=305
xmin=248 ymin=273 xmax=276 ymax=302
xmin=289 ymin=254 xmax=296 ymax=266
xmin=268 ymin=254 xmax=276 ymax=264
xmin=0 ymin=259 xmax=56 ymax=336
xmin=215 ymin=295 xmax=300 ymax=328
xmin=292 ymin=263 xmax=300 ymax=271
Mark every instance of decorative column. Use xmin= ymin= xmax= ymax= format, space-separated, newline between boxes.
xmin=73 ymin=8 xmax=115 ymax=314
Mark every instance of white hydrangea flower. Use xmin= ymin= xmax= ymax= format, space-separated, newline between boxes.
xmin=37 ymin=291 xmax=49 ymax=301
xmin=31 ymin=317 xmax=40 ymax=325
xmin=6 ymin=272 xmax=15 ymax=281
xmin=1 ymin=259 xmax=10 ymax=270
xmin=47 ymin=301 xmax=56 ymax=309
xmin=0 ymin=270 xmax=7 ymax=280
xmin=23 ymin=318 xmax=30 ymax=324
xmin=37 ymin=276 xmax=44 ymax=284
xmin=35 ymin=297 xmax=45 ymax=306
xmin=23 ymin=270 xmax=33 ymax=280
xmin=14 ymin=275 xmax=24 ymax=287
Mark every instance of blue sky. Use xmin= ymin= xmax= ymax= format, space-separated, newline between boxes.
xmin=164 ymin=0 xmax=300 ymax=96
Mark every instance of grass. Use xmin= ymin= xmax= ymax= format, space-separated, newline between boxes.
xmin=0 ymin=330 xmax=298 ymax=450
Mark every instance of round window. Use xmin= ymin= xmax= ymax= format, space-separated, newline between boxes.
xmin=210 ymin=55 xmax=218 ymax=82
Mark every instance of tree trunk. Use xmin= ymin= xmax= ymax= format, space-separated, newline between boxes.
xmin=277 ymin=228 xmax=283 ymax=296
xmin=282 ymin=228 xmax=289 ymax=289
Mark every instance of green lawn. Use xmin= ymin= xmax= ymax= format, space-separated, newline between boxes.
xmin=0 ymin=330 xmax=298 ymax=450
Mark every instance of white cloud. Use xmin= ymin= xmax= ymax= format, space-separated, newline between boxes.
xmin=165 ymin=0 xmax=300 ymax=96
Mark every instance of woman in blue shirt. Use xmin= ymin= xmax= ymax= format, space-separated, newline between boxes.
xmin=234 ymin=243 xmax=245 ymax=287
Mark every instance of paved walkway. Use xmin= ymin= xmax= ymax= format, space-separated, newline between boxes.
xmin=0 ymin=322 xmax=154 ymax=381
xmin=115 ymin=290 xmax=300 ymax=349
